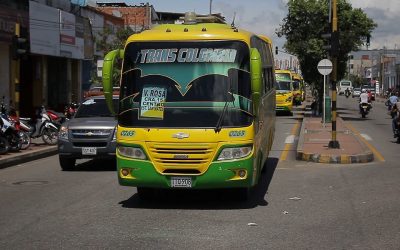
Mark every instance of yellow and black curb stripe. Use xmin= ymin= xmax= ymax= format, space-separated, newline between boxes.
xmin=296 ymin=117 xmax=375 ymax=164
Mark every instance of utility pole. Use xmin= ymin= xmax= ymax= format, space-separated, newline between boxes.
xmin=328 ymin=0 xmax=340 ymax=148
xmin=209 ymin=0 xmax=212 ymax=15
xmin=13 ymin=23 xmax=21 ymax=116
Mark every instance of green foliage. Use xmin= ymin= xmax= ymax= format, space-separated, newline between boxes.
xmin=349 ymin=74 xmax=364 ymax=87
xmin=96 ymin=26 xmax=134 ymax=52
xmin=92 ymin=26 xmax=135 ymax=86
xmin=276 ymin=0 xmax=376 ymax=108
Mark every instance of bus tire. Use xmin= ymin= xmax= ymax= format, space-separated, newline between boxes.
xmin=236 ymin=187 xmax=250 ymax=201
xmin=137 ymin=187 xmax=154 ymax=200
xmin=59 ymin=156 xmax=75 ymax=171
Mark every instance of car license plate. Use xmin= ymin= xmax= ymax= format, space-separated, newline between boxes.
xmin=82 ymin=147 xmax=97 ymax=155
xmin=171 ymin=177 xmax=192 ymax=188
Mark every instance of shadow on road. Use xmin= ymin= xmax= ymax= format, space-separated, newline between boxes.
xmin=69 ymin=159 xmax=117 ymax=172
xmin=119 ymin=157 xmax=279 ymax=210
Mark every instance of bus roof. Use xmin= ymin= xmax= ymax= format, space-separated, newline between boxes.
xmin=127 ymin=23 xmax=255 ymax=44
xmin=275 ymin=69 xmax=293 ymax=74
xmin=125 ymin=13 xmax=268 ymax=45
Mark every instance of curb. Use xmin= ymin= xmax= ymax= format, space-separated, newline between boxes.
xmin=296 ymin=117 xmax=374 ymax=164
xmin=0 ymin=146 xmax=58 ymax=170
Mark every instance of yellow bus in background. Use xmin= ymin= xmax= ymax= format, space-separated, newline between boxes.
xmin=101 ymin=12 xmax=276 ymax=200
xmin=291 ymin=72 xmax=304 ymax=105
xmin=275 ymin=69 xmax=293 ymax=114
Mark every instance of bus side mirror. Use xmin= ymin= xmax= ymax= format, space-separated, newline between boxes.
xmin=250 ymin=48 xmax=262 ymax=115
xmin=102 ymin=49 xmax=123 ymax=114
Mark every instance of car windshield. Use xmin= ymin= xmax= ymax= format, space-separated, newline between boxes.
xmin=75 ymin=98 xmax=118 ymax=118
xmin=118 ymin=41 xmax=252 ymax=128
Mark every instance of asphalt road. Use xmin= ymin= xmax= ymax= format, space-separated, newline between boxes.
xmin=0 ymin=98 xmax=399 ymax=249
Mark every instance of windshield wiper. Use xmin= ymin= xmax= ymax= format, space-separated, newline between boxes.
xmin=214 ymin=98 xmax=230 ymax=133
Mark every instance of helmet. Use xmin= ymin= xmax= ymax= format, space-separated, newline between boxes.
xmin=367 ymin=89 xmax=371 ymax=93
xmin=361 ymin=89 xmax=366 ymax=93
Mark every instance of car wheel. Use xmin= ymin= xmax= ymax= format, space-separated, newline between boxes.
xmin=59 ymin=156 xmax=75 ymax=171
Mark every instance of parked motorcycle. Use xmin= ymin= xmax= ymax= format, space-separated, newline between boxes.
xmin=47 ymin=109 xmax=66 ymax=129
xmin=19 ymin=106 xmax=59 ymax=145
xmin=0 ymin=114 xmax=22 ymax=152
xmin=64 ymin=102 xmax=79 ymax=120
xmin=8 ymin=112 xmax=31 ymax=150
xmin=0 ymin=99 xmax=23 ymax=152
xmin=0 ymin=118 xmax=10 ymax=154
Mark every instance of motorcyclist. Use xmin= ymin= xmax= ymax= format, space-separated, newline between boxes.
xmin=359 ymin=89 xmax=369 ymax=113
xmin=388 ymin=92 xmax=399 ymax=110
xmin=345 ymin=87 xmax=351 ymax=97
xmin=392 ymin=93 xmax=400 ymax=137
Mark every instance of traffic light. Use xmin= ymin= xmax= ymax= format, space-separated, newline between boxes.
xmin=12 ymin=35 xmax=28 ymax=60
xmin=321 ymin=31 xmax=339 ymax=57
xmin=366 ymin=34 xmax=371 ymax=47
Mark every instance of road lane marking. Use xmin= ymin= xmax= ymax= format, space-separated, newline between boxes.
xmin=284 ymin=135 xmax=296 ymax=144
xmin=360 ymin=133 xmax=372 ymax=141
xmin=346 ymin=123 xmax=385 ymax=162
xmin=280 ymin=120 xmax=301 ymax=161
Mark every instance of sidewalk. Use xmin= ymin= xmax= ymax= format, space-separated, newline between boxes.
xmin=296 ymin=112 xmax=374 ymax=164
xmin=0 ymin=138 xmax=57 ymax=169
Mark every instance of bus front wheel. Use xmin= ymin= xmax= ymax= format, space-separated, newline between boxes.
xmin=137 ymin=187 xmax=155 ymax=200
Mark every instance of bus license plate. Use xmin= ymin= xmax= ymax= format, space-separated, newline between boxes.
xmin=82 ymin=147 xmax=97 ymax=155
xmin=171 ymin=177 xmax=192 ymax=188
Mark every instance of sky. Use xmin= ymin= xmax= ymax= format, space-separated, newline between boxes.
xmin=94 ymin=0 xmax=400 ymax=55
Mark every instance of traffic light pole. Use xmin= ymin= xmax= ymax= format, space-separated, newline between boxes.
xmin=13 ymin=23 xmax=21 ymax=116
xmin=328 ymin=0 xmax=340 ymax=148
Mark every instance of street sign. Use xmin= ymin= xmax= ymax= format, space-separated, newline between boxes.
xmin=317 ymin=59 xmax=333 ymax=75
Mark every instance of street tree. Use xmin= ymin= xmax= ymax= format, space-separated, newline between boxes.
xmin=92 ymin=26 xmax=135 ymax=86
xmin=276 ymin=0 xmax=376 ymax=113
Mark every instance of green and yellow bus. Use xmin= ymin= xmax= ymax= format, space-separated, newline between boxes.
xmin=102 ymin=13 xmax=276 ymax=200
xmin=291 ymin=72 xmax=304 ymax=105
xmin=275 ymin=69 xmax=293 ymax=113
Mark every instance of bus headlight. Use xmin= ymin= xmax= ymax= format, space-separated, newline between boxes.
xmin=59 ymin=126 xmax=68 ymax=139
xmin=217 ymin=146 xmax=252 ymax=161
xmin=117 ymin=146 xmax=147 ymax=160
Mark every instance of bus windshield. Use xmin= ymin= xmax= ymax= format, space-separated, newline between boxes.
xmin=292 ymin=80 xmax=300 ymax=91
xmin=275 ymin=73 xmax=292 ymax=92
xmin=119 ymin=41 xmax=252 ymax=128
xmin=275 ymin=81 xmax=292 ymax=91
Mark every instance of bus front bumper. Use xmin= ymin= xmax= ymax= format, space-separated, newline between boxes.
xmin=276 ymin=103 xmax=293 ymax=112
xmin=117 ymin=157 xmax=255 ymax=189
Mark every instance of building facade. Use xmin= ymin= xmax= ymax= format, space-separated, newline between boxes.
xmin=95 ymin=2 xmax=158 ymax=32
xmin=348 ymin=49 xmax=400 ymax=93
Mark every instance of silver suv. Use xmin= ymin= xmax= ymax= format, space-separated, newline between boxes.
xmin=58 ymin=96 xmax=118 ymax=170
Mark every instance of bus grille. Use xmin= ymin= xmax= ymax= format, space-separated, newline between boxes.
xmin=146 ymin=142 xmax=217 ymax=175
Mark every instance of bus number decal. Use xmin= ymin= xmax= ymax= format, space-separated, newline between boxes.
xmin=120 ymin=130 xmax=135 ymax=137
xmin=229 ymin=130 xmax=246 ymax=137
